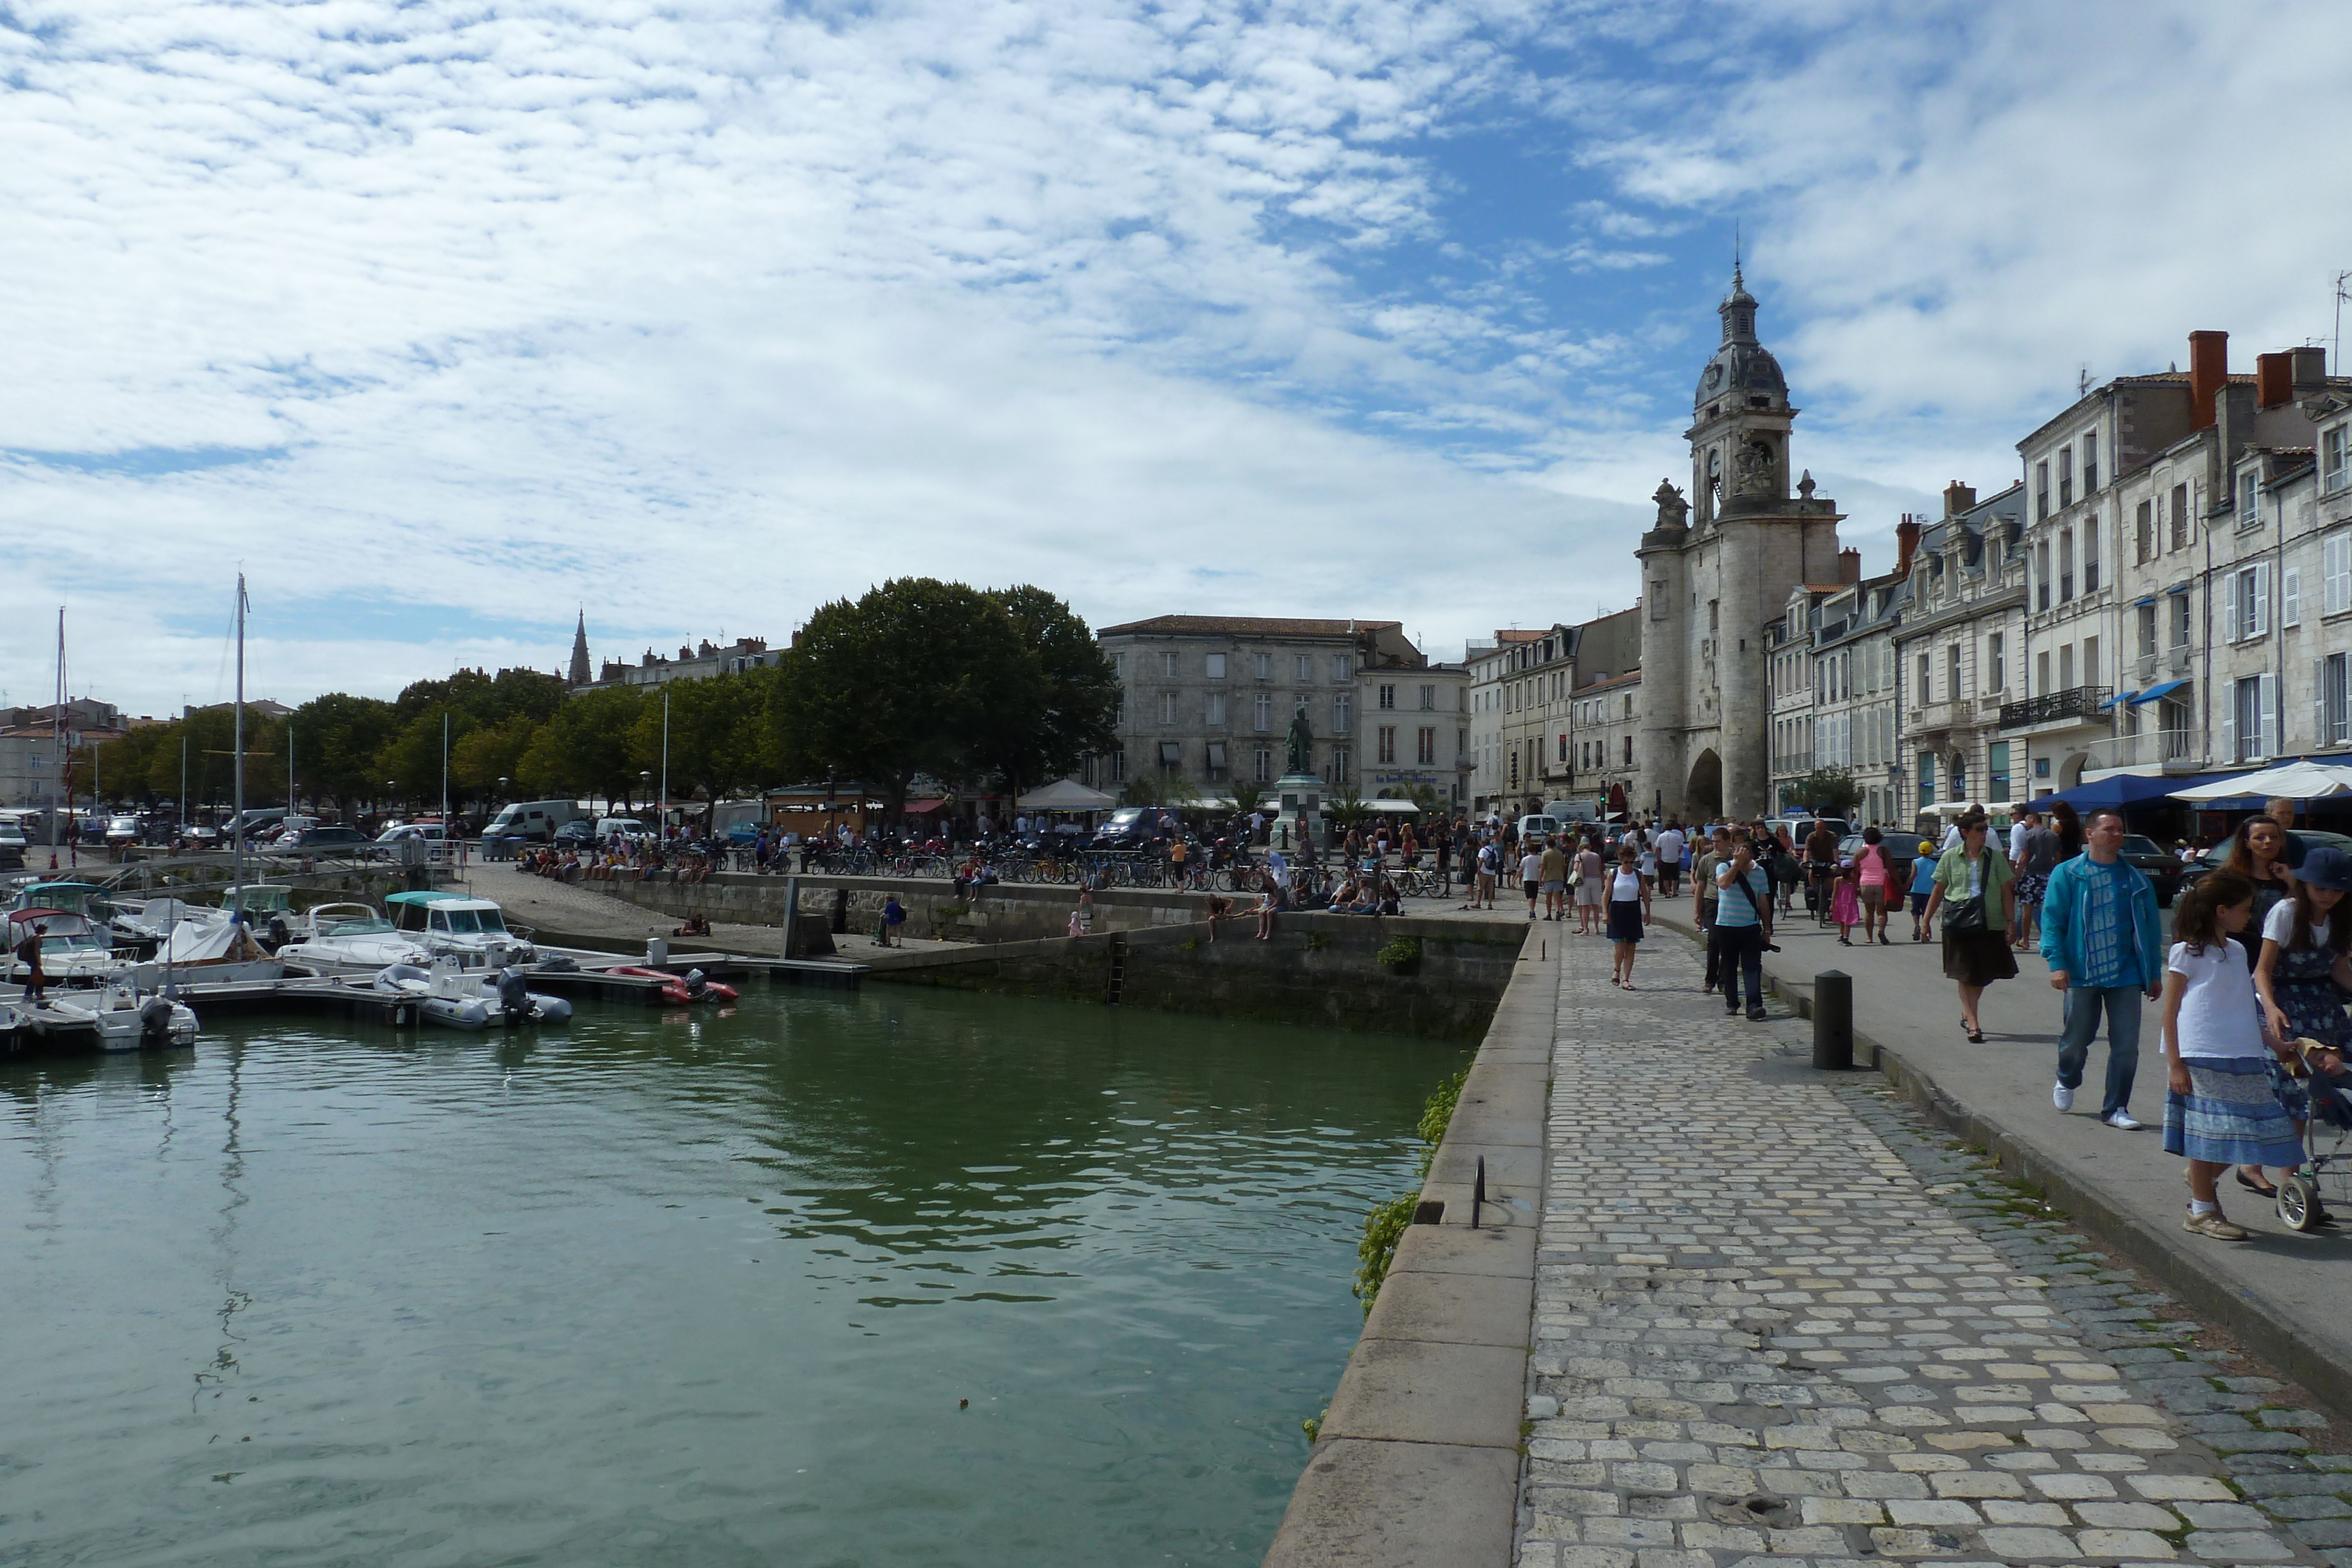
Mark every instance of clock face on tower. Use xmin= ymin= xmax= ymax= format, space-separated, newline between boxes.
xmin=1705 ymin=363 xmax=1723 ymax=390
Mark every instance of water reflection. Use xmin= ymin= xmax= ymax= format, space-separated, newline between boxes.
xmin=0 ymin=985 xmax=1465 ymax=1566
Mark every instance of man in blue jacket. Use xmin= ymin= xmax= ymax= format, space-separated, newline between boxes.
xmin=2039 ymin=806 xmax=2164 ymax=1129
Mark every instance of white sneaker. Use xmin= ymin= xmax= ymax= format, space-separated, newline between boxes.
xmin=2104 ymin=1110 xmax=2143 ymax=1131
xmin=2053 ymin=1083 xmax=2075 ymax=1111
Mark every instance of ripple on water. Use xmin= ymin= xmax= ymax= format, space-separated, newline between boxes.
xmin=0 ymin=985 xmax=1465 ymax=1567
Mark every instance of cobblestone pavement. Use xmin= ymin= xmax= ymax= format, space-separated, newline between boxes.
xmin=1521 ymin=925 xmax=2352 ymax=1568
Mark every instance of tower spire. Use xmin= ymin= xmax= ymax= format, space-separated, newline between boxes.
xmin=569 ymin=609 xmax=591 ymax=687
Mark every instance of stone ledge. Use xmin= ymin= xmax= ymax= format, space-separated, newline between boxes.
xmin=1319 ymin=1337 xmax=1532 ymax=1448
xmin=1262 ymin=924 xmax=1549 ymax=1566
xmin=1261 ymin=1438 xmax=1518 ymax=1568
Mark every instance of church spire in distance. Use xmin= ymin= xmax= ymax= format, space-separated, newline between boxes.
xmin=569 ymin=609 xmax=591 ymax=687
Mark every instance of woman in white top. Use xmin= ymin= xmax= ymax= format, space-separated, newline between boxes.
xmin=1605 ymin=845 xmax=1652 ymax=989
xmin=2160 ymin=871 xmax=2306 ymax=1241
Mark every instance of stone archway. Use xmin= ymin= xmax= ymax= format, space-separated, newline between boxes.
xmin=2059 ymin=753 xmax=2089 ymax=791
xmin=1686 ymin=750 xmax=1723 ymax=821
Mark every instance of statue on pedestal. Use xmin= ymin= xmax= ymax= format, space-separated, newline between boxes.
xmin=1284 ymin=707 xmax=1313 ymax=777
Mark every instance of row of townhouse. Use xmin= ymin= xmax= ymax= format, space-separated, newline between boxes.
xmin=1083 ymin=616 xmax=1473 ymax=804
xmin=1464 ymin=607 xmax=1643 ymax=820
xmin=1764 ymin=330 xmax=2352 ymax=830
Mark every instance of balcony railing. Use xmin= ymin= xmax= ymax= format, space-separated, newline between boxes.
xmin=2082 ymin=729 xmax=2198 ymax=774
xmin=1999 ymin=686 xmax=2112 ymax=730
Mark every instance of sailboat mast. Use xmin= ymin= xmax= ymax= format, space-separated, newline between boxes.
xmin=52 ymin=608 xmax=64 ymax=857
xmin=233 ymin=574 xmax=247 ymax=892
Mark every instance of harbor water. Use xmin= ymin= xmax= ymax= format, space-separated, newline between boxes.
xmin=0 ymin=985 xmax=1464 ymax=1566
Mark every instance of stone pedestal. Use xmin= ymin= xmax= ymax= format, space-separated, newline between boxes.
xmin=1275 ymin=773 xmax=1327 ymax=852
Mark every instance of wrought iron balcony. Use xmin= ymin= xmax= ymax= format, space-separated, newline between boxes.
xmin=1999 ymin=685 xmax=2111 ymax=730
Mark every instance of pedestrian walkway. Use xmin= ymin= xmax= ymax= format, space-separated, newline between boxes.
xmin=1522 ymin=927 xmax=2352 ymax=1567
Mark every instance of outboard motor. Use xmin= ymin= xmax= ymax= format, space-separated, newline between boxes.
xmin=139 ymin=997 xmax=176 ymax=1047
xmin=684 ymin=967 xmax=709 ymax=1001
xmin=496 ymin=965 xmax=533 ymax=1022
xmin=265 ymin=914 xmax=293 ymax=952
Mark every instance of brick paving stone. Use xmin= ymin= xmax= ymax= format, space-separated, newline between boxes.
xmin=1516 ymin=930 xmax=2349 ymax=1566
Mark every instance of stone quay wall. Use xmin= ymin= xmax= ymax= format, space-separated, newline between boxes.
xmin=591 ymin=870 xmax=1211 ymax=944
xmin=863 ymin=914 xmax=1525 ymax=1040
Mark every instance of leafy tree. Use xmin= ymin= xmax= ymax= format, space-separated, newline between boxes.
xmin=1228 ymin=780 xmax=1265 ymax=815
xmin=776 ymin=579 xmax=1033 ymax=821
xmin=971 ymin=585 xmax=1120 ymax=801
xmin=290 ymin=693 xmax=400 ymax=815
xmin=516 ymin=684 xmax=649 ymax=807
xmin=1783 ymin=767 xmax=1862 ymax=818
xmin=1325 ymin=780 xmax=1372 ymax=829
xmin=451 ymin=716 xmax=544 ymax=799
xmin=629 ymin=672 xmax=770 ymax=822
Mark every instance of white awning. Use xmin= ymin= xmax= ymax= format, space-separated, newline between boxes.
xmin=1015 ymin=778 xmax=1118 ymax=811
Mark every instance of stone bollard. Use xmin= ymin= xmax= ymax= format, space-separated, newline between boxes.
xmin=1813 ymin=968 xmax=1853 ymax=1071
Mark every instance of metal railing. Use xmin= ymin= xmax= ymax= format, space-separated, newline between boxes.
xmin=1999 ymin=686 xmax=2112 ymax=730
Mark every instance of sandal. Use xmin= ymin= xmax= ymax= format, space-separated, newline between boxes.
xmin=1963 ymin=1021 xmax=1985 ymax=1044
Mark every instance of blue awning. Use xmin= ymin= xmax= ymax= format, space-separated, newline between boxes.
xmin=2099 ymin=690 xmax=2137 ymax=711
xmin=2133 ymin=594 xmax=2156 ymax=607
xmin=2129 ymin=679 xmax=2189 ymax=705
xmin=2165 ymin=582 xmax=2190 ymax=594
xmin=2033 ymin=773 xmax=2188 ymax=810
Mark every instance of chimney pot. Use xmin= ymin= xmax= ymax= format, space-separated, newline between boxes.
xmin=1838 ymin=546 xmax=1862 ymax=585
xmin=2188 ymin=330 xmax=2228 ymax=431
xmin=2256 ymin=351 xmax=2293 ymax=409
xmin=1943 ymin=481 xmax=1976 ymax=517
xmin=1895 ymin=517 xmax=1924 ymax=580
xmin=2290 ymin=346 xmax=2327 ymax=392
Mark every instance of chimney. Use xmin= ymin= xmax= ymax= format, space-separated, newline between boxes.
xmin=1895 ymin=515 xmax=1923 ymax=578
xmin=2256 ymin=351 xmax=2293 ymax=409
xmin=2290 ymin=346 xmax=2328 ymax=393
xmin=1838 ymin=546 xmax=1862 ymax=584
xmin=2188 ymin=330 xmax=2228 ymax=430
xmin=1943 ymin=481 xmax=1976 ymax=518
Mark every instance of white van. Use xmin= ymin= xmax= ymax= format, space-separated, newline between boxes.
xmin=483 ymin=800 xmax=586 ymax=842
xmin=1515 ymin=814 xmax=1562 ymax=847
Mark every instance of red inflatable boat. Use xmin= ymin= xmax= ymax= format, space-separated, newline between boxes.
xmin=610 ymin=965 xmax=739 ymax=1005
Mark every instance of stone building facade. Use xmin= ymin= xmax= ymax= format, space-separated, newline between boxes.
xmin=1638 ymin=270 xmax=1850 ymax=822
xmin=1090 ymin=616 xmax=1465 ymax=803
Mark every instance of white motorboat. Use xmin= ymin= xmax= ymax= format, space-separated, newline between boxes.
xmin=371 ymin=959 xmax=572 ymax=1029
xmin=31 ymin=972 xmax=198 ymax=1051
xmin=155 ymin=915 xmax=286 ymax=984
xmin=384 ymin=891 xmax=537 ymax=969
xmin=274 ymin=904 xmax=430 ymax=977
xmin=5 ymin=907 xmax=124 ymax=987
xmin=111 ymin=895 xmax=197 ymax=946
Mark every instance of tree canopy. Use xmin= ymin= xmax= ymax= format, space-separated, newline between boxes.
xmin=82 ymin=581 xmax=1115 ymax=825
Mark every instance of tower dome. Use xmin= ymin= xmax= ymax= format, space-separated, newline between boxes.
xmin=1693 ymin=266 xmax=1787 ymax=414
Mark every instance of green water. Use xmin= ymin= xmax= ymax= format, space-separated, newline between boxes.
xmin=0 ymin=985 xmax=1464 ymax=1566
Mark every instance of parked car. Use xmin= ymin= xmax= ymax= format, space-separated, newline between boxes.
xmin=725 ymin=820 xmax=767 ymax=847
xmin=1838 ymin=833 xmax=1918 ymax=883
xmin=275 ymin=825 xmax=374 ymax=853
xmin=2114 ymin=834 xmax=2189 ymax=907
xmin=2179 ymin=830 xmax=2352 ymax=896
xmin=1515 ymin=814 xmax=1563 ymax=848
xmin=1089 ymin=806 xmax=1182 ymax=850
xmin=552 ymin=819 xmax=600 ymax=848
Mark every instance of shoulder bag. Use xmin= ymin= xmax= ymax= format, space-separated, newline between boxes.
xmin=1942 ymin=849 xmax=1990 ymax=935
xmin=1723 ymin=864 xmax=1781 ymax=951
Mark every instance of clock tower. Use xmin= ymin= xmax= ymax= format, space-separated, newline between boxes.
xmin=1636 ymin=269 xmax=1845 ymax=820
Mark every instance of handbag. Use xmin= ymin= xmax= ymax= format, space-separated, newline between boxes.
xmin=1942 ymin=850 xmax=1990 ymax=934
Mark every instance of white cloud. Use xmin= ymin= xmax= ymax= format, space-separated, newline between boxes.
xmin=6 ymin=0 xmax=2351 ymax=717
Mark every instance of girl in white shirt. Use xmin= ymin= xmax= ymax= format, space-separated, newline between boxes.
xmin=1605 ymin=845 xmax=1652 ymax=989
xmin=2160 ymin=872 xmax=2305 ymax=1241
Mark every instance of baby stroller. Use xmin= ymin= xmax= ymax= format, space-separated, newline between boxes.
xmin=2277 ymin=1038 xmax=2352 ymax=1232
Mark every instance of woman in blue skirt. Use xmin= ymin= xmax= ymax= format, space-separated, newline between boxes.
xmin=2161 ymin=873 xmax=2308 ymax=1241
xmin=1606 ymin=844 xmax=1651 ymax=990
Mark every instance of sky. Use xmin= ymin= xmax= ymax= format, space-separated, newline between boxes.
xmin=5 ymin=0 xmax=2351 ymax=716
